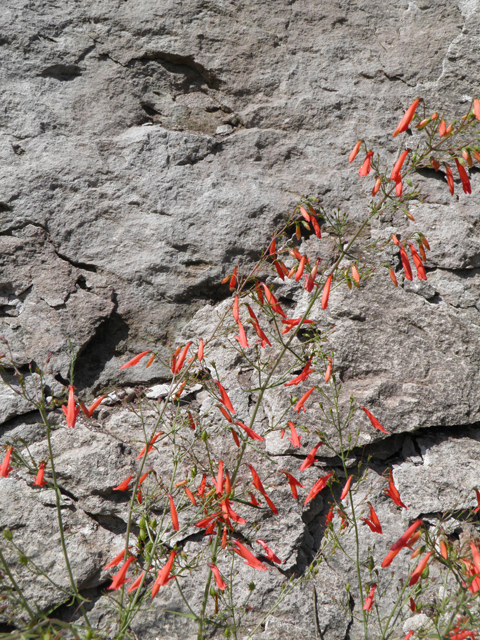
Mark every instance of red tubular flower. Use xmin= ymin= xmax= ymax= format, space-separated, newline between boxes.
xmin=216 ymin=461 xmax=224 ymax=495
xmin=384 ymin=470 xmax=408 ymax=509
xmin=250 ymin=492 xmax=261 ymax=506
xmin=407 ymin=243 xmax=427 ymax=280
xmin=340 ymin=475 xmax=353 ymax=500
xmin=321 ymin=274 xmax=333 ymax=310
xmin=280 ymin=470 xmax=304 ymax=500
xmin=362 ymin=503 xmax=383 ymax=534
xmin=215 ymin=380 xmax=235 ymax=414
xmin=145 ymin=353 xmax=155 ymax=368
xmin=391 ymin=520 xmax=423 ymax=551
xmin=197 ymin=473 xmax=207 ymax=497
xmin=474 ymin=99 xmax=480 ymax=121
xmin=455 ymin=158 xmax=472 ymax=194
xmin=361 ymin=407 xmax=389 ymax=434
xmin=463 ymin=149 xmax=473 ymax=168
xmin=295 ymin=386 xmax=316 ymax=413
xmin=233 ymin=296 xmax=239 ymax=322
xmin=269 ymin=236 xmax=276 ymax=256
xmin=475 ymin=489 xmax=480 ymax=513
xmin=285 ymin=359 xmax=313 ymax=387
xmin=0 ymin=446 xmax=13 ymax=478
xmin=396 ymin=180 xmax=403 ymax=197
xmin=299 ymin=443 xmax=322 ymax=471
xmin=197 ymin=339 xmax=204 ymax=362
xmin=359 ymin=151 xmax=374 ymax=177
xmin=399 ymin=246 xmax=413 ymax=281
xmin=257 ymin=539 xmax=282 ymax=564
xmin=208 ymin=563 xmax=227 ymax=590
xmin=108 ymin=556 xmax=135 ymax=590
xmin=127 ymin=570 xmax=146 ymax=593
xmin=438 ymin=119 xmax=447 ymax=136
xmin=351 ymin=265 xmax=360 ymax=284
xmin=363 ymin=583 xmax=376 ymax=611
xmin=372 ymin=177 xmax=382 ymax=196
xmin=152 ymin=550 xmax=177 ymax=597
xmin=304 ymin=472 xmax=334 ymax=505
xmin=113 ymin=475 xmax=133 ymax=491
xmin=62 ymin=386 xmax=80 ymax=429
xmin=138 ymin=471 xmax=150 ymax=486
xmin=261 ymin=283 xmax=287 ymax=318
xmin=249 ymin=464 xmax=266 ymax=494
xmin=184 ymin=487 xmax=197 ymax=506
xmin=431 ymin=157 xmax=440 ymax=171
xmin=87 ymin=395 xmax=106 ymax=417
xmin=174 ymin=341 xmax=192 ymax=374
xmin=255 ymin=281 xmax=264 ymax=305
xmin=325 ymin=506 xmax=334 ymax=525
xmin=295 ymin=255 xmax=306 ymax=281
xmin=349 ymin=139 xmax=363 ymax=163
xmin=120 ymin=350 xmax=151 ymax=369
xmin=169 ymin=495 xmax=179 ymax=531
xmin=273 ymin=259 xmax=286 ymax=281
xmin=390 ymin=149 xmax=410 ymax=182
xmin=231 ymin=429 xmax=240 ymax=447
xmin=224 ymin=472 xmax=231 ymax=495
xmin=409 ymin=551 xmax=433 ymax=586
xmin=305 ymin=258 xmax=321 ymax=292
xmin=440 ymin=540 xmax=448 ymax=559
xmin=221 ymin=497 xmax=246 ymax=524
xmin=471 ymin=541 xmax=480 ymax=574
xmin=236 ymin=321 xmax=250 ymax=349
xmin=288 ymin=421 xmax=301 ymax=447
xmin=388 ymin=268 xmax=398 ymax=287
xmin=445 ymin=165 xmax=455 ymax=195
xmin=299 ymin=206 xmax=311 ymax=222
xmin=136 ymin=432 xmax=162 ymax=459
xmin=403 ymin=632 xmax=414 ymax=640
xmin=310 ymin=215 xmax=322 ymax=239
xmin=33 ymin=462 xmax=46 ymax=487
xmin=229 ymin=267 xmax=237 ymax=291
xmin=381 ymin=547 xmax=402 ymax=568
xmin=418 ymin=243 xmax=427 ymax=263
xmin=235 ymin=421 xmax=265 ymax=441
xmin=393 ymin=99 xmax=420 ymax=137
xmin=218 ymin=405 xmax=233 ymax=423
xmin=232 ymin=540 xmax=269 ymax=571
xmin=325 ymin=359 xmax=333 ymax=383
xmin=105 ymin=547 xmax=132 ymax=570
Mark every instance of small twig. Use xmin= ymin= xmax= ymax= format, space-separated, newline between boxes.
xmin=313 ymin=584 xmax=325 ymax=640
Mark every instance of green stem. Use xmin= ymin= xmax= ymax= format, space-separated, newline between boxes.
xmin=40 ymin=407 xmax=90 ymax=629
xmin=0 ymin=546 xmax=35 ymax=619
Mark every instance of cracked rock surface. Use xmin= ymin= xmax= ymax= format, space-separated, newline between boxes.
xmin=2 ymin=1 xmax=480 ymax=639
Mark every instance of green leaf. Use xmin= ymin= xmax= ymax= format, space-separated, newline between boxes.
xmin=165 ymin=610 xmax=198 ymax=621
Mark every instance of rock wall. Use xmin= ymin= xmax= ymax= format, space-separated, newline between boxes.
xmin=2 ymin=1 xmax=480 ymax=639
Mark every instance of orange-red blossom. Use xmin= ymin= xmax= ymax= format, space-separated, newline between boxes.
xmin=363 ymin=584 xmax=376 ymax=611
xmin=384 ymin=470 xmax=408 ymax=509
xmin=340 ymin=475 xmax=353 ymax=500
xmin=360 ymin=407 xmax=389 ymax=434
xmin=280 ymin=470 xmax=304 ymax=500
xmin=349 ymin=140 xmax=363 ymax=163
xmin=299 ymin=443 xmax=323 ymax=471
xmin=455 ymin=158 xmax=472 ymax=194
xmin=257 ymin=539 xmax=282 ymax=564
xmin=409 ymin=551 xmax=433 ymax=586
xmin=362 ymin=503 xmax=382 ymax=534
xmin=208 ymin=563 xmax=227 ymax=590
xmin=232 ymin=540 xmax=268 ymax=571
xmin=62 ymin=385 xmax=80 ymax=428
xmin=359 ymin=151 xmax=374 ymax=177
xmin=321 ymin=274 xmax=333 ymax=309
xmin=33 ymin=462 xmax=47 ymax=487
xmin=303 ymin=472 xmax=334 ymax=505
xmin=107 ymin=556 xmax=135 ymax=590
xmin=392 ymin=99 xmax=420 ymax=137
xmin=152 ymin=550 xmax=177 ymax=597
xmin=285 ymin=359 xmax=313 ymax=386
xmin=295 ymin=386 xmax=316 ymax=413
xmin=248 ymin=464 xmax=278 ymax=514
xmin=391 ymin=519 xmax=423 ymax=551
xmin=1 ymin=446 xmax=13 ymax=478
xmin=120 ymin=350 xmax=151 ymax=369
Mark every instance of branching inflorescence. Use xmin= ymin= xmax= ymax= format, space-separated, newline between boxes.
xmin=2 ymin=99 xmax=480 ymax=640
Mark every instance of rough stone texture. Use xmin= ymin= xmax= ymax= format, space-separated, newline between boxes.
xmin=3 ymin=1 xmax=480 ymax=639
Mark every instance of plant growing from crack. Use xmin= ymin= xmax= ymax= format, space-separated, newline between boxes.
xmin=2 ymin=98 xmax=480 ymax=640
